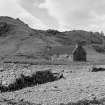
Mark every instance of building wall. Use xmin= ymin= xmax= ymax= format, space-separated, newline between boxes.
xmin=72 ymin=45 xmax=87 ymax=62
xmin=51 ymin=54 xmax=73 ymax=62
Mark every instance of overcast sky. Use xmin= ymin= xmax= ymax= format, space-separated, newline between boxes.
xmin=0 ymin=0 xmax=105 ymax=32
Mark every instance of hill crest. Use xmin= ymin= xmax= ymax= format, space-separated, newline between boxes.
xmin=0 ymin=16 xmax=105 ymax=63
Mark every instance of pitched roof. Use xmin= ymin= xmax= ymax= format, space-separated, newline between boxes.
xmin=48 ymin=45 xmax=76 ymax=55
xmin=72 ymin=45 xmax=86 ymax=55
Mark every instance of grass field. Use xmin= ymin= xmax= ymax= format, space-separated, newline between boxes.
xmin=0 ymin=63 xmax=105 ymax=105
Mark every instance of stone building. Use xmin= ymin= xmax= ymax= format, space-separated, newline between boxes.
xmin=72 ymin=43 xmax=87 ymax=62
xmin=47 ymin=43 xmax=87 ymax=62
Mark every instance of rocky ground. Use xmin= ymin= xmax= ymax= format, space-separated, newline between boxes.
xmin=0 ymin=63 xmax=105 ymax=105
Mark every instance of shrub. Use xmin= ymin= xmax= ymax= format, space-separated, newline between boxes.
xmin=92 ymin=45 xmax=105 ymax=53
xmin=91 ymin=67 xmax=105 ymax=72
xmin=4 ymin=99 xmax=41 ymax=105
xmin=0 ymin=85 xmax=8 ymax=92
xmin=35 ymin=70 xmax=57 ymax=84
xmin=59 ymin=98 xmax=102 ymax=105
xmin=0 ymin=70 xmax=63 ymax=92
xmin=46 ymin=29 xmax=60 ymax=35
xmin=0 ymin=22 xmax=9 ymax=35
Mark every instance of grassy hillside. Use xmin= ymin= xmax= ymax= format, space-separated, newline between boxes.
xmin=0 ymin=16 xmax=105 ymax=63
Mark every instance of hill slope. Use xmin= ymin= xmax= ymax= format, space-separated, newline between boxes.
xmin=0 ymin=16 xmax=105 ymax=63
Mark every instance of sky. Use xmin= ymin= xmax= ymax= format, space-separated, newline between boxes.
xmin=0 ymin=0 xmax=105 ymax=32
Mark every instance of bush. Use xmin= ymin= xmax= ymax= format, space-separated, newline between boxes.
xmin=91 ymin=67 xmax=105 ymax=72
xmin=0 ymin=70 xmax=63 ymax=92
xmin=3 ymin=99 xmax=41 ymax=105
xmin=35 ymin=70 xmax=57 ymax=84
xmin=46 ymin=29 xmax=60 ymax=35
xmin=0 ymin=22 xmax=9 ymax=35
xmin=93 ymin=45 xmax=105 ymax=53
xmin=59 ymin=98 xmax=103 ymax=105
